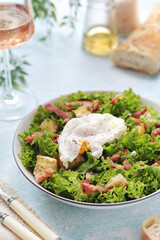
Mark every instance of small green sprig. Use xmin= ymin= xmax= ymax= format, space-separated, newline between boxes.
xmin=31 ymin=0 xmax=57 ymax=41
xmin=31 ymin=0 xmax=81 ymax=32
xmin=60 ymin=0 xmax=81 ymax=30
xmin=0 ymin=50 xmax=31 ymax=89
xmin=32 ymin=0 xmax=56 ymax=21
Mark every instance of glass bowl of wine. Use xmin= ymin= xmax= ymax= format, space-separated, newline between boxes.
xmin=0 ymin=0 xmax=37 ymax=121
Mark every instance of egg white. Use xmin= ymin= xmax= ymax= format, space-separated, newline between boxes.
xmin=58 ymin=113 xmax=127 ymax=168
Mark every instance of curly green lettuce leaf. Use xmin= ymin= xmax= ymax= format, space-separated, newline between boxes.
xmin=122 ymin=129 xmax=160 ymax=163
xmin=19 ymin=141 xmax=38 ymax=169
xmin=41 ymin=159 xmax=160 ymax=203
xmin=32 ymin=129 xmax=58 ymax=158
xmin=19 ymin=129 xmax=58 ymax=168
xmin=41 ymin=168 xmax=88 ymax=202
xmin=138 ymin=106 xmax=160 ymax=133
xmin=98 ymin=88 xmax=144 ymax=117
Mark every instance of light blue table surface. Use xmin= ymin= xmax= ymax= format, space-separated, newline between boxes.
xmin=1 ymin=1 xmax=160 ymax=239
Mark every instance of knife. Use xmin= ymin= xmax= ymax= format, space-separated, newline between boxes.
xmin=0 ymin=187 xmax=60 ymax=240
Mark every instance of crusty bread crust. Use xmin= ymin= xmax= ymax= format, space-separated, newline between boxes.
xmin=141 ymin=215 xmax=160 ymax=240
xmin=111 ymin=3 xmax=160 ymax=75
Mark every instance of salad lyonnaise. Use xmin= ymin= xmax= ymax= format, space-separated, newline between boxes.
xmin=19 ymin=89 xmax=160 ymax=203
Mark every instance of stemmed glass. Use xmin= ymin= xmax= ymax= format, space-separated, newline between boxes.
xmin=0 ymin=0 xmax=37 ymax=121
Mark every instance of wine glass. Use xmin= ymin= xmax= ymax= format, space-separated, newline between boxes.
xmin=0 ymin=0 xmax=37 ymax=121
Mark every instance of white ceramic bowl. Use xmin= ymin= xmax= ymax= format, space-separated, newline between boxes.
xmin=13 ymin=91 xmax=160 ymax=209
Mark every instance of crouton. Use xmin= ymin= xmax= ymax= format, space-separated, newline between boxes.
xmin=34 ymin=155 xmax=58 ymax=183
xmin=40 ymin=119 xmax=58 ymax=133
xmin=105 ymin=173 xmax=128 ymax=190
xmin=72 ymin=106 xmax=91 ymax=118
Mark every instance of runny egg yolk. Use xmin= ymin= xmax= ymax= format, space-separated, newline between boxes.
xmin=79 ymin=140 xmax=91 ymax=154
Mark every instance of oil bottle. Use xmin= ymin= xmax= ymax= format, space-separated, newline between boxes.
xmin=83 ymin=0 xmax=119 ymax=56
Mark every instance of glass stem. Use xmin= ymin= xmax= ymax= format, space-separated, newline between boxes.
xmin=2 ymin=49 xmax=19 ymax=104
xmin=3 ymin=49 xmax=13 ymax=100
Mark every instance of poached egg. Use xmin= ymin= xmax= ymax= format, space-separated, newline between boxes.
xmin=58 ymin=113 xmax=127 ymax=169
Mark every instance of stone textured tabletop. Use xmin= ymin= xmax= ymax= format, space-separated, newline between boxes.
xmin=0 ymin=0 xmax=160 ymax=239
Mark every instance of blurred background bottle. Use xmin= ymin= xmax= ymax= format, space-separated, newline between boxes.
xmin=114 ymin=0 xmax=140 ymax=37
xmin=83 ymin=0 xmax=119 ymax=56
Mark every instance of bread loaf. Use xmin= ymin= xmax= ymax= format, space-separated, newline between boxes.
xmin=141 ymin=215 xmax=160 ymax=240
xmin=110 ymin=3 xmax=160 ymax=75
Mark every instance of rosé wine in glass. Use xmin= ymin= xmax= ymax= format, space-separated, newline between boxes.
xmin=0 ymin=1 xmax=37 ymax=121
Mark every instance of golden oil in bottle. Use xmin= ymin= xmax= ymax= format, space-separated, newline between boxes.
xmin=83 ymin=25 xmax=119 ymax=56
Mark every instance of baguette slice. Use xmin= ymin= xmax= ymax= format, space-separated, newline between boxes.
xmin=111 ymin=3 xmax=160 ymax=75
xmin=141 ymin=215 xmax=160 ymax=240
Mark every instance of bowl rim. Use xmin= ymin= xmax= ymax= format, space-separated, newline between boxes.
xmin=13 ymin=90 xmax=160 ymax=208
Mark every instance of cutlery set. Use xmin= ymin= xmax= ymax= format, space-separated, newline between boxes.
xmin=0 ymin=187 xmax=60 ymax=240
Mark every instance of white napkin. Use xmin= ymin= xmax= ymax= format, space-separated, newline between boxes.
xmin=0 ymin=177 xmax=51 ymax=240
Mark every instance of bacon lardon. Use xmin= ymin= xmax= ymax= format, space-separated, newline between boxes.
xmin=35 ymin=168 xmax=54 ymax=184
xmin=52 ymin=134 xmax=59 ymax=143
xmin=110 ymin=154 xmax=121 ymax=162
xmin=123 ymin=160 xmax=132 ymax=170
xmin=25 ymin=131 xmax=59 ymax=144
xmin=109 ymin=94 xmax=122 ymax=104
xmin=109 ymin=159 xmax=124 ymax=169
xmin=81 ymin=172 xmax=128 ymax=194
xmin=25 ymin=131 xmax=42 ymax=143
xmin=132 ymin=108 xmax=147 ymax=119
xmin=81 ymin=182 xmax=106 ymax=194
xmin=81 ymin=172 xmax=106 ymax=194
xmin=151 ymin=128 xmax=160 ymax=137
xmin=63 ymin=99 xmax=100 ymax=112
xmin=133 ymin=118 xmax=142 ymax=125
xmin=44 ymin=103 xmax=72 ymax=121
